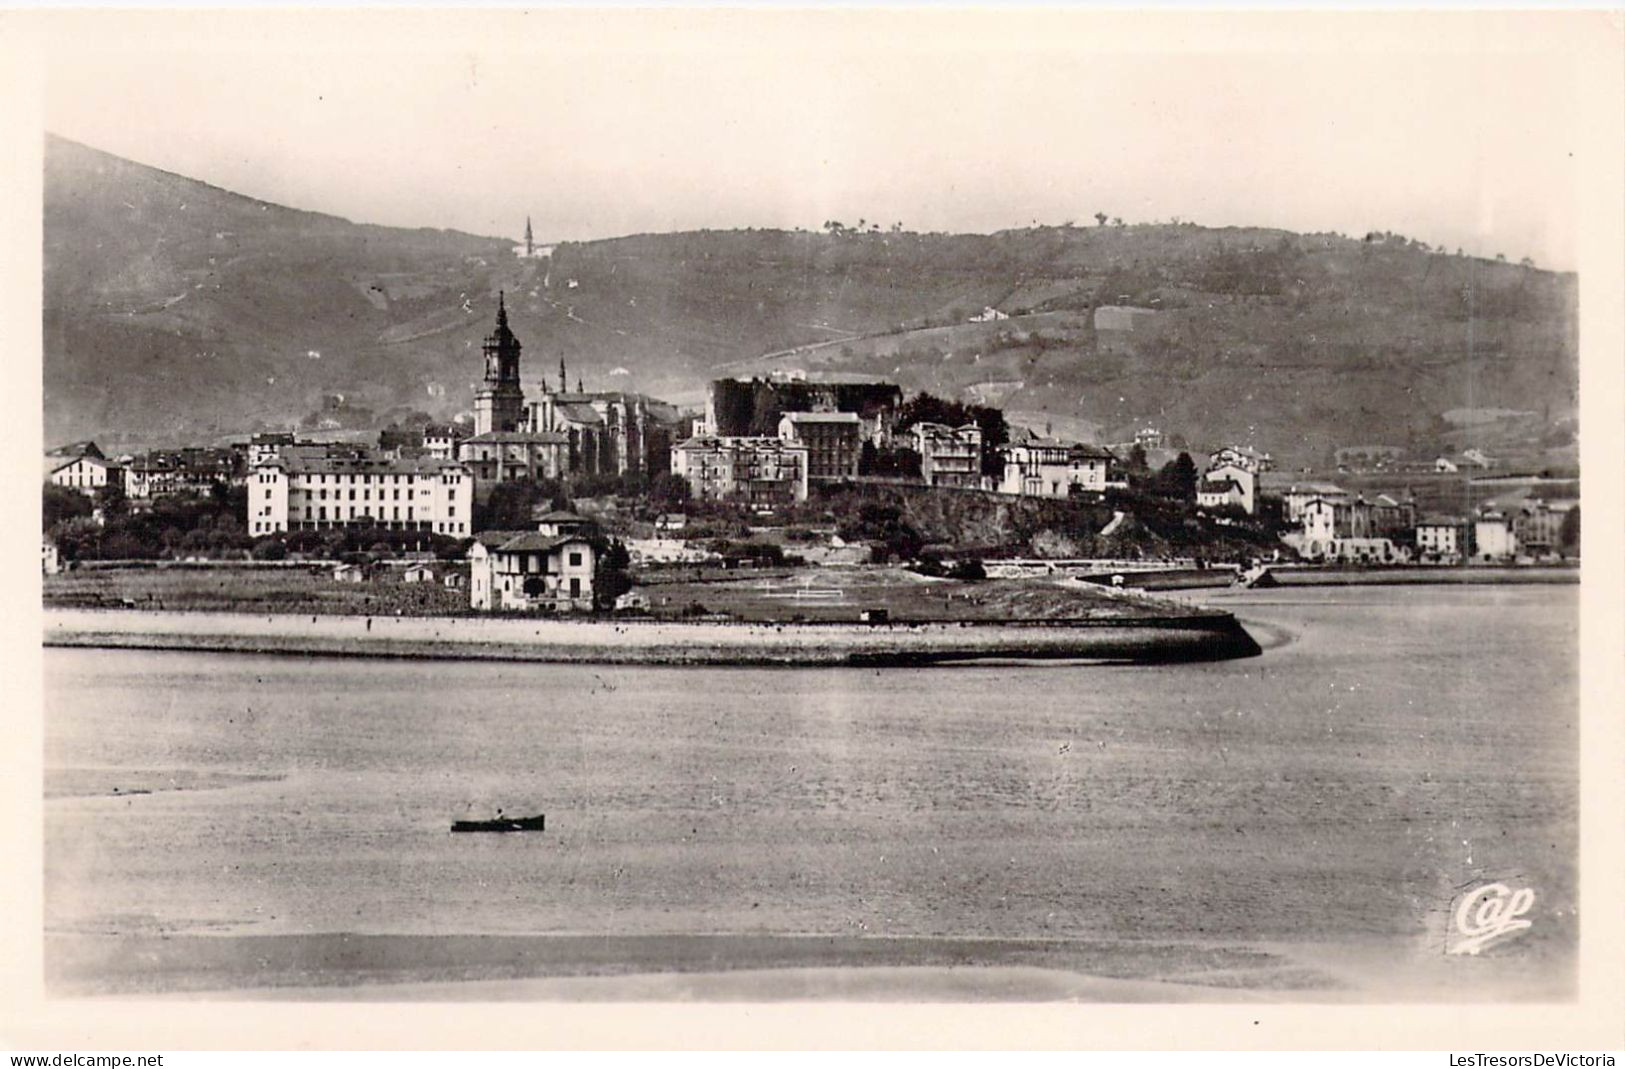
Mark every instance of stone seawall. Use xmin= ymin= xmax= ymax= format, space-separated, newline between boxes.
xmin=43 ymin=609 xmax=1262 ymax=666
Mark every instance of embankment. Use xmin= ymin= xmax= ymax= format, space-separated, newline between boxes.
xmin=43 ymin=608 xmax=1261 ymax=666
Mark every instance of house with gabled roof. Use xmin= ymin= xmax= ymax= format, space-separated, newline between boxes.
xmin=468 ymin=528 xmax=598 ymax=612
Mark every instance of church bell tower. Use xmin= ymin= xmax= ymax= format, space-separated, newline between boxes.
xmin=473 ymin=292 xmax=526 ymax=434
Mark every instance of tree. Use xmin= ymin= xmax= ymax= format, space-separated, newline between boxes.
xmin=1127 ymin=444 xmax=1149 ymax=472
xmin=1559 ymin=506 xmax=1580 ymax=555
xmin=837 ymin=502 xmax=923 ymax=563
xmin=1095 ymin=211 xmax=1108 ymax=227
xmin=251 ymin=538 xmax=288 ymax=561
xmin=1155 ymin=452 xmax=1198 ymax=501
xmin=477 ymin=478 xmax=564 ymax=530
xmin=592 ymin=538 xmax=633 ymax=610
xmin=648 ymin=472 xmax=691 ymax=512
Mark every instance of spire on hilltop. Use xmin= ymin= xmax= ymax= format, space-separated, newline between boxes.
xmin=524 ymin=218 xmax=534 ymax=257
xmin=559 ymin=357 xmax=567 ymax=394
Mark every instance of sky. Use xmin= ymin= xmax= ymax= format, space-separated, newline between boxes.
xmin=35 ymin=9 xmax=1605 ymax=269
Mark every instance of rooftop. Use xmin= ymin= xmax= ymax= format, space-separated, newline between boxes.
xmin=462 ymin=430 xmax=570 ymax=445
xmin=472 ymin=530 xmax=594 ymax=553
xmin=260 ymin=453 xmax=466 ymax=476
xmin=781 ymin=411 xmax=863 ymax=424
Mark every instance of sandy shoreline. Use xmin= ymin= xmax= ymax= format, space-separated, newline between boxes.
xmin=43 ymin=607 xmax=1262 ymax=665
xmin=45 ymin=930 xmax=1565 ymax=1002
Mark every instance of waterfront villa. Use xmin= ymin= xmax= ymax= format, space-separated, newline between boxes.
xmin=468 ymin=529 xmax=598 ymax=612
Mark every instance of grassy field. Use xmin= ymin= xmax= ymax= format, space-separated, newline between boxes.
xmin=44 ymin=565 xmax=469 ymax=617
xmin=45 ymin=563 xmax=1173 ymax=623
xmin=635 ymin=567 xmax=1172 ymax=622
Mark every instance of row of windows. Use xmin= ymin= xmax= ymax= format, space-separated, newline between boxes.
xmin=259 ymin=472 xmax=464 ymax=485
xmin=249 ymin=519 xmax=468 ymax=535
xmin=274 ymin=486 xmax=424 ymax=502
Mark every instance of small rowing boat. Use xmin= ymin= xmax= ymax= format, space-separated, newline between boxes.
xmin=450 ymin=812 xmax=546 ymax=833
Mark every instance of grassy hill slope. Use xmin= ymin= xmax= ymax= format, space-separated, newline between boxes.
xmin=44 ymin=137 xmax=1577 ymax=467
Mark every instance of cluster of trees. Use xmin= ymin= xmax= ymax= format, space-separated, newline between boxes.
xmin=46 ymin=483 xmax=256 ymax=562
xmin=478 ymin=472 xmax=691 ymax=531
xmin=1120 ymin=447 xmax=1200 ymax=501
xmin=857 ymin=442 xmax=922 ymax=479
xmin=821 ymin=219 xmax=905 ymax=235
xmin=836 ymin=502 xmax=924 ymax=563
xmin=912 ymin=554 xmax=987 ymax=581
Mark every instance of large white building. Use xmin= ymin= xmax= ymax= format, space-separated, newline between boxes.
xmin=249 ymin=453 xmax=473 ymax=538
xmin=670 ymin=436 xmax=810 ymax=506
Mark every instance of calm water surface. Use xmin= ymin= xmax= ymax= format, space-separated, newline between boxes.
xmin=44 ymin=584 xmax=1577 ymax=994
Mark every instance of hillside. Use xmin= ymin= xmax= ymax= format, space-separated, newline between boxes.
xmin=44 ymin=136 xmax=1578 ymax=467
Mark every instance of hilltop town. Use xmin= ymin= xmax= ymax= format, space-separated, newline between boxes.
xmin=43 ymin=279 xmax=1580 ymax=620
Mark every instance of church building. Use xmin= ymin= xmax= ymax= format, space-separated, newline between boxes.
xmin=459 ymin=295 xmax=680 ymax=496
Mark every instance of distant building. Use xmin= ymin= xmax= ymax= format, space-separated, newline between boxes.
xmin=47 ymin=451 xmax=123 ymax=497
xmin=777 ymin=411 xmax=862 ymax=481
xmin=1473 ymin=511 xmax=1519 ymax=562
xmin=468 ymin=529 xmax=597 ymax=612
xmin=1415 ymin=516 xmax=1472 ymax=562
xmin=247 ymin=433 xmax=297 ymax=467
xmin=1196 ymin=477 xmax=1248 ymax=512
xmin=122 ymin=448 xmax=242 ymax=500
xmin=654 ymin=513 xmax=688 ymax=533
xmin=913 ymin=422 xmax=983 ymax=489
xmin=1208 ymin=445 xmax=1273 ymax=474
xmin=997 ymin=436 xmax=1115 ymax=498
xmin=1133 ymin=427 xmax=1165 ymax=450
xmin=1513 ymin=499 xmax=1577 ymax=558
xmin=1433 ymin=456 xmax=1460 ymax=473
xmin=967 ymin=306 xmax=1008 ymax=323
xmin=1369 ymin=494 xmax=1417 ymax=539
xmin=705 ymin=376 xmax=902 ymax=443
xmin=457 ymin=431 xmax=570 ymax=502
xmin=250 ymin=452 xmax=473 ymax=538
xmin=402 ymin=564 xmax=436 ymax=583
xmin=1200 ymin=463 xmax=1257 ymax=514
xmin=42 ymin=539 xmax=62 ymax=576
xmin=1266 ymin=480 xmax=1350 ymax=523
xmin=670 ymin=436 xmax=809 ymax=506
xmin=423 ymin=423 xmax=469 ymax=460
xmin=332 ymin=563 xmax=366 ymax=583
